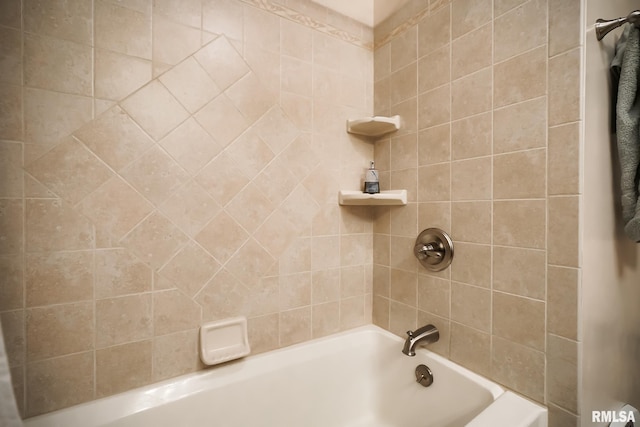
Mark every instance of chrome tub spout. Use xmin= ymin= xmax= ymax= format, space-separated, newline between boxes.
xmin=402 ymin=324 xmax=439 ymax=356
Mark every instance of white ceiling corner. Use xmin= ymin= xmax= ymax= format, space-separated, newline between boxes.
xmin=309 ymin=0 xmax=411 ymax=27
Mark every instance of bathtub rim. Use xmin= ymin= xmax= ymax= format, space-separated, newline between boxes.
xmin=23 ymin=324 xmax=510 ymax=426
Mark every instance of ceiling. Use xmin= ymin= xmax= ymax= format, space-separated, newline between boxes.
xmin=309 ymin=0 xmax=411 ymax=27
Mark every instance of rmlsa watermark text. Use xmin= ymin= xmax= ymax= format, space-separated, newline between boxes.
xmin=592 ymin=410 xmax=636 ymax=423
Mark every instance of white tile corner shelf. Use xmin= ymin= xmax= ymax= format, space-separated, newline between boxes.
xmin=346 ymin=115 xmax=401 ymax=138
xmin=338 ymin=190 xmax=407 ymax=206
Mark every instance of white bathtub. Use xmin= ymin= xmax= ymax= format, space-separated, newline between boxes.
xmin=24 ymin=325 xmax=547 ymax=427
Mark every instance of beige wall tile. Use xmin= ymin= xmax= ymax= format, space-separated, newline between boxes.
xmin=24 ymin=0 xmax=92 ymax=45
xmin=391 ymin=25 xmax=417 ymax=72
xmin=548 ymin=196 xmax=579 ymax=267
xmin=547 ymin=334 xmax=578 ymax=412
xmin=154 ymin=290 xmax=202 ymax=335
xmin=451 ymin=157 xmax=491 ymax=201
xmin=451 ymin=68 xmax=492 ymax=120
xmin=341 ymin=295 xmax=367 ymax=329
xmin=0 ymin=83 xmax=23 ymax=141
xmin=253 ymin=106 xmax=300 ymax=155
xmin=160 ymin=120 xmax=223 ymax=176
xmin=491 ymin=336 xmax=545 ymax=402
xmin=373 ymin=295 xmax=390 ymax=329
xmin=281 ymin=56 xmax=313 ymax=97
xmin=95 ymin=0 xmax=151 ymax=59
xmin=494 ymin=0 xmax=527 ymax=16
xmin=451 ymin=243 xmax=491 ymax=288
xmin=494 ymin=46 xmax=546 ymax=108
xmin=244 ymin=5 xmax=280 ymax=53
xmin=26 ymin=199 xmax=93 ymax=252
xmin=494 ymin=0 xmax=547 ymax=63
xmin=121 ymin=211 xmax=189 ymax=269
xmin=195 ymin=152 xmax=250 ymax=206
xmin=493 ymin=246 xmax=546 ymax=300
xmin=493 ymin=97 xmax=547 ymax=154
xmin=390 ymin=235 xmax=419 ymax=272
xmin=225 ymin=239 xmax=276 ymax=286
xmin=247 ymin=313 xmax=279 ymax=354
xmin=418 ymin=45 xmax=450 ymax=94
xmin=26 ymin=251 xmax=93 ymax=307
xmin=548 ymin=404 xmax=580 ymax=427
xmin=418 ymin=85 xmax=450 ymax=129
xmin=418 ymin=164 xmax=450 ymax=201
xmin=493 ymin=291 xmax=545 ymax=350
xmin=313 ymin=269 xmax=340 ymax=303
xmin=226 ymin=72 xmax=277 ymax=122
xmin=389 ymin=300 xmax=417 ymax=336
xmin=121 ymin=80 xmax=189 ymax=141
xmin=390 ymin=203 xmax=418 ymax=237
xmin=452 ymin=24 xmax=492 ymax=79
xmin=418 ymin=202 xmax=451 ymax=233
xmin=1 ymin=310 xmax=25 ymax=366
xmin=153 ymin=330 xmax=201 ymax=381
xmin=451 ymin=201 xmax=491 ymax=244
xmin=96 ymin=340 xmax=152 ymax=397
xmin=27 ymin=136 xmax=114 ymax=205
xmin=26 ymin=302 xmax=94 ymax=361
xmin=549 ymin=123 xmax=580 ymax=195
xmin=0 ymin=199 xmax=23 ymax=255
xmin=0 ymin=27 xmax=22 ymax=86
xmin=549 ymin=48 xmax=581 ymax=126
xmin=94 ymin=49 xmax=152 ymax=100
xmin=390 ymin=268 xmax=418 ymax=306
xmin=279 ymin=307 xmax=311 ymax=347
xmin=24 ymin=88 xmax=92 ymax=145
xmin=154 ymin=0 xmax=201 ymax=27
xmin=549 ymin=0 xmax=581 ymax=57
xmin=418 ymin=124 xmax=450 ymax=165
xmin=390 ymin=63 xmax=418 ymax=107
xmin=494 ymin=149 xmax=546 ymax=199
xmin=548 ymin=266 xmax=579 ymax=340
xmin=26 ymin=351 xmax=94 ymax=417
xmin=96 ymin=294 xmax=152 ymax=348
xmin=418 ymin=6 xmax=450 ymax=57
xmin=0 ymin=0 xmax=21 ymax=29
xmin=451 ymin=282 xmax=490 ymax=331
xmin=450 ymin=322 xmax=490 ymax=377
xmin=75 ymin=105 xmax=155 ymax=171
xmin=0 ymin=255 xmax=23 ymax=311
xmin=202 ymin=0 xmax=243 ymax=41
xmin=281 ymin=19 xmax=313 ymax=62
xmin=417 ymin=274 xmax=450 ymax=317
xmin=279 ymin=272 xmax=312 ymax=310
xmin=451 ymin=0 xmax=491 ymax=38
xmin=160 ymin=57 xmax=220 ymax=114
xmin=24 ymin=34 xmax=92 ymax=96
xmin=0 ymin=141 xmax=23 ymax=198
xmin=79 ymin=176 xmax=154 ymax=241
xmin=196 ymin=269 xmax=248 ymax=321
xmin=312 ymin=301 xmax=340 ymax=338
xmin=152 ymin=15 xmax=201 ymax=66
xmin=159 ymin=241 xmax=220 ymax=297
xmin=451 ymin=112 xmax=492 ymax=160
xmin=225 ymin=183 xmax=275 ymax=234
xmin=494 ymin=200 xmax=546 ymax=249
xmin=95 ymin=249 xmax=152 ymax=298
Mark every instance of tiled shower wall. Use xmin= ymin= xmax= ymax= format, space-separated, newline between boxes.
xmin=0 ymin=0 xmax=376 ymax=417
xmin=371 ymin=0 xmax=582 ymax=425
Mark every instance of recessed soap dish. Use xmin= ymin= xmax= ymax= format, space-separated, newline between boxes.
xmin=199 ymin=317 xmax=250 ymax=366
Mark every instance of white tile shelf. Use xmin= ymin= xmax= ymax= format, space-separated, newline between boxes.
xmin=338 ymin=190 xmax=407 ymax=206
xmin=346 ymin=115 xmax=401 ymax=137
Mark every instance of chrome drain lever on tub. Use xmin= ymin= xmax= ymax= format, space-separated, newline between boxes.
xmin=402 ymin=324 xmax=439 ymax=356
xmin=415 ymin=364 xmax=433 ymax=387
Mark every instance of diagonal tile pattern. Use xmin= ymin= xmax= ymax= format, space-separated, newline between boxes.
xmin=6 ymin=1 xmax=376 ymax=415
